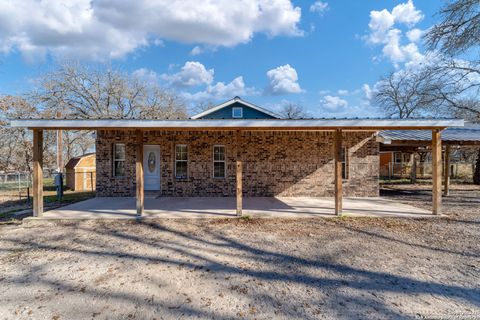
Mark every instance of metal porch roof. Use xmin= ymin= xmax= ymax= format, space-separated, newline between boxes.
xmin=9 ymin=118 xmax=464 ymax=130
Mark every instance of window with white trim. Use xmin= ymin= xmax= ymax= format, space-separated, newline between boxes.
xmin=113 ymin=143 xmax=126 ymax=177
xmin=213 ymin=145 xmax=226 ymax=178
xmin=341 ymin=147 xmax=349 ymax=180
xmin=232 ymin=107 xmax=243 ymax=118
xmin=394 ymin=152 xmax=403 ymax=163
xmin=175 ymin=145 xmax=188 ymax=179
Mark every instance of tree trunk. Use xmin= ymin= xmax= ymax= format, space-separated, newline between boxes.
xmin=474 ymin=147 xmax=480 ymax=185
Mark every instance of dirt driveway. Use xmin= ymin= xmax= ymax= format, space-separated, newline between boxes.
xmin=0 ymin=185 xmax=479 ymax=319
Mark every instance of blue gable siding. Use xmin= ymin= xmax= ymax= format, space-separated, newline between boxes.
xmin=198 ymin=102 xmax=276 ymax=119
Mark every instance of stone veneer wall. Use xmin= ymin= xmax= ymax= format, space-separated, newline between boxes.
xmin=96 ymin=130 xmax=379 ymax=197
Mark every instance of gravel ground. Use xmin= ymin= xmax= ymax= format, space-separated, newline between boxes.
xmin=0 ymin=185 xmax=479 ymax=320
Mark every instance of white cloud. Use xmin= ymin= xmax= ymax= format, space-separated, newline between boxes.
xmin=183 ymin=76 xmax=256 ymax=102
xmin=0 ymin=0 xmax=302 ymax=60
xmin=132 ymin=68 xmax=159 ymax=84
xmin=365 ymin=0 xmax=424 ymax=67
xmin=265 ymin=64 xmax=303 ymax=95
xmin=161 ymin=61 xmax=214 ymax=87
xmin=391 ymin=0 xmax=423 ymax=26
xmin=362 ymin=84 xmax=373 ymax=100
xmin=382 ymin=29 xmax=405 ymax=64
xmin=337 ymin=89 xmax=349 ymax=96
xmin=368 ymin=9 xmax=395 ymax=44
xmin=190 ymin=46 xmax=204 ymax=56
xmin=381 ymin=29 xmax=424 ymax=67
xmin=406 ymin=28 xmax=423 ymax=42
xmin=310 ymin=1 xmax=328 ymax=14
xmin=402 ymin=43 xmax=424 ymax=67
xmin=321 ymin=95 xmax=348 ymax=112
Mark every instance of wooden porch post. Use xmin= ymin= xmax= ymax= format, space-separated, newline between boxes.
xmin=444 ymin=144 xmax=451 ymax=196
xmin=410 ymin=152 xmax=417 ymax=184
xmin=136 ymin=130 xmax=144 ymax=216
xmin=236 ymin=130 xmax=243 ymax=216
xmin=33 ymin=129 xmax=44 ymax=217
xmin=334 ymin=129 xmax=343 ymax=215
xmin=432 ymin=129 xmax=442 ymax=215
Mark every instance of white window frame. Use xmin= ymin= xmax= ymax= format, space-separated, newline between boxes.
xmin=232 ymin=107 xmax=243 ymax=118
xmin=113 ymin=143 xmax=126 ymax=177
xmin=175 ymin=144 xmax=188 ymax=179
xmin=213 ymin=145 xmax=226 ymax=179
xmin=342 ymin=146 xmax=349 ymax=180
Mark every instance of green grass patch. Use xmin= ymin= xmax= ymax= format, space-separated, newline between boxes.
xmin=239 ymin=215 xmax=252 ymax=221
xmin=44 ymin=191 xmax=95 ymax=204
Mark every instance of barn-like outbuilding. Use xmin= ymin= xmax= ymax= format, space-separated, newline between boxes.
xmin=65 ymin=153 xmax=96 ymax=192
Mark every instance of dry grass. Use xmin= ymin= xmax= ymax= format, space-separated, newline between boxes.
xmin=0 ymin=184 xmax=478 ymax=319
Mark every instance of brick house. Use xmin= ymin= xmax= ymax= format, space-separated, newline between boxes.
xmin=11 ymin=97 xmax=463 ymax=216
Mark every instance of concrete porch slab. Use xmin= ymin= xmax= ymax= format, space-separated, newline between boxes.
xmin=30 ymin=196 xmax=432 ymax=220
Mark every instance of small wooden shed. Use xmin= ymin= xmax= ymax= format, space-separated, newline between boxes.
xmin=65 ymin=153 xmax=96 ymax=191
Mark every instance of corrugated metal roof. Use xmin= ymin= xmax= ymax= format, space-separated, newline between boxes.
xmin=379 ymin=125 xmax=480 ymax=142
xmin=9 ymin=118 xmax=464 ymax=129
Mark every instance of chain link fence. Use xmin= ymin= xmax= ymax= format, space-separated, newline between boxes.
xmin=0 ymin=171 xmax=34 ymax=204
xmin=0 ymin=170 xmax=95 ymax=207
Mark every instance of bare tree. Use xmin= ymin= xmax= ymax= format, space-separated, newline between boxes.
xmin=31 ymin=62 xmax=188 ymax=119
xmin=25 ymin=62 xmax=188 ymax=170
xmin=425 ymin=0 xmax=480 ymax=57
xmin=373 ymin=68 xmax=443 ymax=118
xmin=190 ymin=101 xmax=216 ymax=116
xmin=425 ymin=0 xmax=480 ymax=183
xmin=280 ymin=103 xmax=309 ymax=119
xmin=0 ymin=96 xmax=55 ymax=172
xmin=62 ymin=130 xmax=95 ymax=161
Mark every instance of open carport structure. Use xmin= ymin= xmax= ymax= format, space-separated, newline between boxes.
xmin=378 ymin=125 xmax=480 ymax=196
xmin=11 ymin=117 xmax=463 ymax=218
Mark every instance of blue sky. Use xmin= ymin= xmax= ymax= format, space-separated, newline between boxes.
xmin=0 ymin=0 xmax=443 ymax=117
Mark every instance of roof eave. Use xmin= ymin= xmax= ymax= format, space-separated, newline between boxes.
xmin=9 ymin=118 xmax=464 ymax=130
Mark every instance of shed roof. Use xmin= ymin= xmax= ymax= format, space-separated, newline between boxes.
xmin=65 ymin=153 xmax=95 ymax=169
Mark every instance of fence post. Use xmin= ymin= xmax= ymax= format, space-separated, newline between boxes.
xmin=18 ymin=172 xmax=21 ymax=201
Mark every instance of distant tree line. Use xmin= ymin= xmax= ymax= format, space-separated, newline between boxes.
xmin=0 ymin=62 xmax=187 ymax=173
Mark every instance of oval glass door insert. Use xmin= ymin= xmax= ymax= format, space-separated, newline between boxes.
xmin=148 ymin=152 xmax=156 ymax=173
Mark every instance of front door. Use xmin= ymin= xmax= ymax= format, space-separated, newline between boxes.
xmin=143 ymin=145 xmax=161 ymax=191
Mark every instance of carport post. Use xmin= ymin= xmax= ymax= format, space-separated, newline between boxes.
xmin=236 ymin=130 xmax=243 ymax=216
xmin=410 ymin=152 xmax=417 ymax=184
xmin=444 ymin=145 xmax=451 ymax=196
xmin=32 ymin=129 xmax=43 ymax=217
xmin=334 ymin=129 xmax=343 ymax=215
xmin=432 ymin=129 xmax=442 ymax=215
xmin=136 ymin=130 xmax=144 ymax=216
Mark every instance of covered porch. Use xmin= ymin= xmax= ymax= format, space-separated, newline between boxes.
xmin=35 ymin=196 xmax=431 ymax=219
xmin=10 ymin=117 xmax=464 ymax=219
